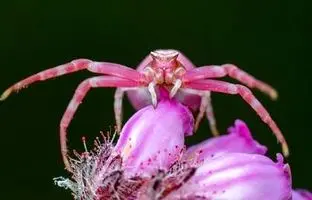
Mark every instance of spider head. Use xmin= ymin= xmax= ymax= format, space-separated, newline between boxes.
xmin=150 ymin=49 xmax=179 ymax=70
xmin=148 ymin=49 xmax=184 ymax=85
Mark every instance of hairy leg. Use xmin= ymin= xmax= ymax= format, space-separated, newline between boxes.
xmin=185 ymin=79 xmax=288 ymax=157
xmin=182 ymin=64 xmax=277 ymax=100
xmin=0 ymin=59 xmax=142 ymax=100
xmin=60 ymin=76 xmax=142 ymax=171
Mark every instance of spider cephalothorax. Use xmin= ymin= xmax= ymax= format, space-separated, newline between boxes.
xmin=1 ymin=49 xmax=288 ymax=172
xmin=143 ymin=50 xmax=185 ymax=86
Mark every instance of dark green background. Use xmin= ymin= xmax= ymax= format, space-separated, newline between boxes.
xmin=0 ymin=1 xmax=311 ymax=199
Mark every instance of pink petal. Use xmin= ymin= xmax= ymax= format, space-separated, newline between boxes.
xmin=167 ymin=153 xmax=292 ymax=200
xmin=114 ymin=98 xmax=194 ymax=177
xmin=183 ymin=119 xmax=267 ymax=164
xmin=293 ymin=189 xmax=312 ymax=200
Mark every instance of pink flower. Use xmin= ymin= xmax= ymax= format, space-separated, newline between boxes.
xmin=182 ymin=119 xmax=267 ymax=164
xmin=292 ymin=189 xmax=312 ymax=200
xmin=167 ymin=153 xmax=291 ymax=200
xmin=54 ymin=96 xmax=310 ymax=200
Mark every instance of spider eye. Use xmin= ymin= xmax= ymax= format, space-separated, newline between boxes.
xmin=151 ymin=49 xmax=179 ymax=61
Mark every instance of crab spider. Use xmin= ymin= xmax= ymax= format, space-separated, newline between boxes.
xmin=0 ymin=49 xmax=287 ymax=172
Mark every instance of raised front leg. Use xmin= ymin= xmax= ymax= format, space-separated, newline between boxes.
xmin=0 ymin=59 xmax=142 ymax=100
xmin=182 ymin=64 xmax=278 ymax=100
xmin=60 ymin=76 xmax=142 ymax=172
xmin=185 ymin=79 xmax=288 ymax=157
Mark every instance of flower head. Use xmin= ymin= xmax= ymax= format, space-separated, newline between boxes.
xmin=168 ymin=153 xmax=291 ymax=200
xmin=292 ymin=189 xmax=312 ymax=200
xmin=54 ymin=96 xmax=310 ymax=200
xmin=182 ymin=119 xmax=267 ymax=164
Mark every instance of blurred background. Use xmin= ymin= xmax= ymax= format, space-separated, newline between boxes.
xmin=0 ymin=0 xmax=311 ymax=199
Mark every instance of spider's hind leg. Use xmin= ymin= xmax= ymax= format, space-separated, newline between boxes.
xmin=195 ymin=91 xmax=219 ymax=136
xmin=180 ymin=89 xmax=219 ymax=136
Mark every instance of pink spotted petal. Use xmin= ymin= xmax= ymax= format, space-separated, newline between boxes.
xmin=167 ymin=153 xmax=292 ymax=200
xmin=293 ymin=189 xmax=312 ymax=200
xmin=114 ymin=98 xmax=194 ymax=177
xmin=183 ymin=119 xmax=267 ymax=164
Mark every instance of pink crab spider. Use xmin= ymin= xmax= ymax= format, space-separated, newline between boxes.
xmin=0 ymin=49 xmax=288 ymax=172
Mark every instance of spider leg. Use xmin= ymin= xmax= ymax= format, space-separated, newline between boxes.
xmin=114 ymin=88 xmax=125 ymax=133
xmin=60 ymin=76 xmax=142 ymax=171
xmin=173 ymin=87 xmax=218 ymax=136
xmin=114 ymin=87 xmax=140 ymax=132
xmin=194 ymin=91 xmax=219 ymax=136
xmin=148 ymin=82 xmax=157 ymax=107
xmin=0 ymin=59 xmax=142 ymax=100
xmin=182 ymin=64 xmax=278 ymax=100
xmin=170 ymin=80 xmax=218 ymax=135
xmin=185 ymin=79 xmax=289 ymax=157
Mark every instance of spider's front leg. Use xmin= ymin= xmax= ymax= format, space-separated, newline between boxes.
xmin=182 ymin=64 xmax=278 ymax=100
xmin=0 ymin=59 xmax=141 ymax=100
xmin=185 ymin=79 xmax=289 ymax=157
xmin=60 ymin=76 xmax=143 ymax=172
